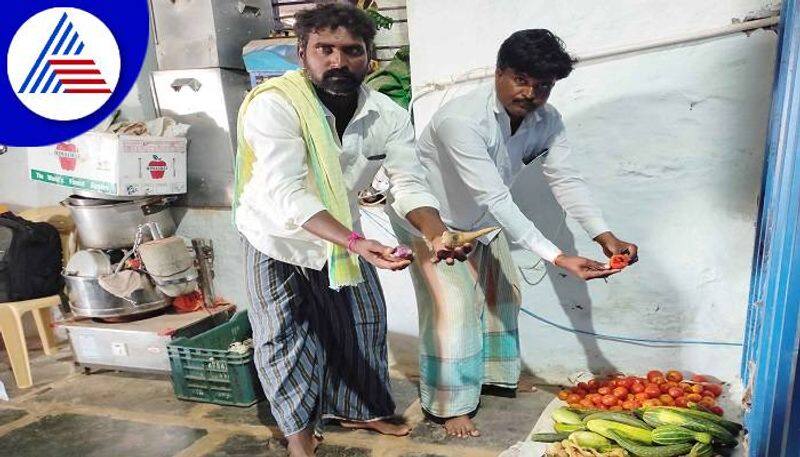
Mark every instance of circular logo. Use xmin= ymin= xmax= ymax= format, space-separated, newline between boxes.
xmin=6 ymin=7 xmax=120 ymax=121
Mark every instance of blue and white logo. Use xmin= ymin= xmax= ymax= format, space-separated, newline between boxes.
xmin=0 ymin=1 xmax=148 ymax=146
xmin=8 ymin=7 xmax=120 ymax=121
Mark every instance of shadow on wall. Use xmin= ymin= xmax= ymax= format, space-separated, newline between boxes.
xmin=512 ymin=83 xmax=765 ymax=373
xmin=511 ymin=162 xmax=620 ymax=376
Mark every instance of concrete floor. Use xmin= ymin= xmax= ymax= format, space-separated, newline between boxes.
xmin=0 ymin=345 xmax=556 ymax=456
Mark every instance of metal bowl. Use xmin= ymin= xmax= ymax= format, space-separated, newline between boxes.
xmin=63 ymin=274 xmax=171 ymax=318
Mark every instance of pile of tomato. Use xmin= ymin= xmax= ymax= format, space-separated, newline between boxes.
xmin=557 ymin=370 xmax=725 ymax=415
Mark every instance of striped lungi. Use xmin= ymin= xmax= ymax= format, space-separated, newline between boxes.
xmin=243 ymin=239 xmax=395 ymax=436
xmin=393 ymin=223 xmax=522 ymax=418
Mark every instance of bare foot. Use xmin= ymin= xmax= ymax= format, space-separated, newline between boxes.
xmin=285 ymin=429 xmax=322 ymax=457
xmin=340 ymin=419 xmax=411 ymax=436
xmin=443 ymin=415 xmax=480 ymax=438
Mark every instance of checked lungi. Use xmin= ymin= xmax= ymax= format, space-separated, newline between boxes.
xmin=244 ymin=239 xmax=395 ymax=436
xmin=393 ymin=223 xmax=522 ymax=418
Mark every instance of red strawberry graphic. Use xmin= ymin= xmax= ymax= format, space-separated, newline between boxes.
xmin=55 ymin=142 xmax=78 ymax=171
xmin=147 ymin=155 xmax=167 ymax=179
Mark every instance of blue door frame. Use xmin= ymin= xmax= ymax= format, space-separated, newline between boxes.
xmin=740 ymin=0 xmax=800 ymax=455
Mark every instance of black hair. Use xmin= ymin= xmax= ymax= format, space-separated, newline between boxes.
xmin=294 ymin=3 xmax=377 ymax=54
xmin=496 ymin=29 xmax=576 ymax=80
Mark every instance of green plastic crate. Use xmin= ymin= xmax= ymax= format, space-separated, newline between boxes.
xmin=167 ymin=311 xmax=264 ymax=407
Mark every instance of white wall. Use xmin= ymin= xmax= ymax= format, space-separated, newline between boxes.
xmin=397 ymin=0 xmax=780 ymax=382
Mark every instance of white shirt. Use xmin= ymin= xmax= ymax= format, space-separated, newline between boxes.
xmin=415 ymin=83 xmax=609 ymax=263
xmin=236 ymin=85 xmax=439 ymax=269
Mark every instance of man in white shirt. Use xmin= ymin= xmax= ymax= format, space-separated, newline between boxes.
xmin=393 ymin=29 xmax=638 ymax=437
xmin=233 ymin=4 xmax=469 ymax=456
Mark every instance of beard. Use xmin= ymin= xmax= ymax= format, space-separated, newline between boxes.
xmin=316 ymin=68 xmax=366 ymax=95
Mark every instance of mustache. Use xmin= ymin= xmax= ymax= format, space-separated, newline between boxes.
xmin=322 ymin=68 xmax=358 ymax=81
xmin=514 ymin=99 xmax=538 ymax=107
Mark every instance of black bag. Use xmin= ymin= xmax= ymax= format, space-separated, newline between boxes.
xmin=0 ymin=212 xmax=64 ymax=302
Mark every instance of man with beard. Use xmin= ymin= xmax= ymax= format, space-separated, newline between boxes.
xmin=391 ymin=30 xmax=638 ymax=437
xmin=233 ymin=4 xmax=469 ymax=456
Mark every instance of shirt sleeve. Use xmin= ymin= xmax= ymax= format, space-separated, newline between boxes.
xmin=541 ymin=115 xmax=610 ymax=239
xmin=384 ymin=109 xmax=441 ymax=218
xmin=242 ymin=93 xmax=326 ymax=228
xmin=434 ymin=115 xmax=563 ymax=262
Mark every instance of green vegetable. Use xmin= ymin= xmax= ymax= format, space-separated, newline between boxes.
xmin=689 ymin=442 xmax=715 ymax=457
xmin=568 ymin=431 xmax=611 ymax=449
xmin=552 ymin=407 xmax=584 ymax=425
xmin=659 ymin=406 xmax=742 ymax=433
xmin=583 ymin=412 xmax=652 ymax=429
xmin=586 ymin=419 xmax=653 ymax=444
xmin=554 ymin=422 xmax=586 ymax=433
xmin=528 ymin=432 xmax=571 ymax=442
xmin=652 ymin=425 xmax=712 ymax=444
xmin=689 ymin=443 xmax=714 ymax=457
xmin=606 ymin=430 xmax=694 ymax=457
xmin=567 ymin=406 xmax=606 ymax=417
xmin=642 ymin=410 xmax=738 ymax=446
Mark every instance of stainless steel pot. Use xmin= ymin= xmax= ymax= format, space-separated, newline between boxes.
xmin=63 ymin=274 xmax=171 ymax=318
xmin=62 ymin=196 xmax=177 ymax=249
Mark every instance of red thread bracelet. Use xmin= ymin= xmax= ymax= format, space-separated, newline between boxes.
xmin=347 ymin=231 xmax=364 ymax=252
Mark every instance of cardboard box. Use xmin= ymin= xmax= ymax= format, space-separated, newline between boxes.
xmin=28 ymin=132 xmax=187 ymax=197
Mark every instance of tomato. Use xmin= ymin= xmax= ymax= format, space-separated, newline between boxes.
xmin=661 ymin=395 xmax=676 ymax=406
xmin=577 ymin=382 xmax=589 ymax=390
xmin=622 ymin=400 xmax=636 ymax=410
xmin=558 ymin=390 xmax=570 ymax=400
xmin=609 ymin=254 xmax=630 ymax=269
xmin=665 ymin=370 xmax=683 ymax=382
xmin=690 ymin=384 xmax=704 ymax=394
xmin=668 ymin=387 xmax=684 ymax=398
xmin=675 ymin=396 xmax=688 ymax=407
xmin=602 ymin=395 xmax=618 ymax=406
xmin=652 ymin=376 xmax=667 ymax=385
xmin=598 ymin=387 xmax=612 ymax=396
xmin=710 ymin=406 xmax=724 ymax=416
xmin=613 ymin=387 xmax=630 ymax=398
xmin=580 ymin=398 xmax=594 ymax=408
xmin=700 ymin=396 xmax=717 ymax=408
xmin=701 ymin=390 xmax=717 ymax=399
xmin=575 ymin=389 xmax=588 ymax=397
xmin=642 ymin=399 xmax=662 ymax=407
xmin=567 ymin=394 xmax=582 ymax=404
xmin=587 ymin=379 xmax=600 ymax=390
xmin=591 ymin=395 xmax=604 ymax=406
xmin=644 ymin=384 xmax=661 ymax=398
xmin=691 ymin=374 xmax=708 ymax=383
xmin=615 ymin=378 xmax=632 ymax=389
xmin=631 ymin=382 xmax=645 ymax=394
xmin=704 ymin=383 xmax=723 ymax=396
xmin=647 ymin=370 xmax=665 ymax=383
xmin=678 ymin=382 xmax=693 ymax=392
xmin=686 ymin=393 xmax=703 ymax=402
xmin=626 ymin=393 xmax=635 ymax=401
xmin=634 ymin=392 xmax=650 ymax=402
xmin=610 ymin=405 xmax=624 ymax=411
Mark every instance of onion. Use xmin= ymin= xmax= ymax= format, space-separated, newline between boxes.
xmin=392 ymin=244 xmax=413 ymax=260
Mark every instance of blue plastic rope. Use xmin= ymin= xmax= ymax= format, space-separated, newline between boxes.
xmin=520 ymin=307 xmax=743 ymax=347
xmin=360 ymin=208 xmax=743 ymax=348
